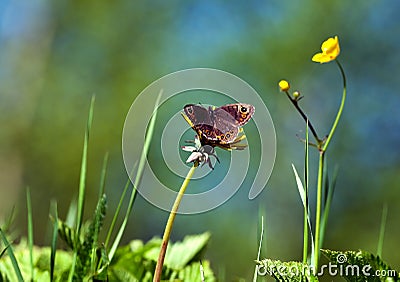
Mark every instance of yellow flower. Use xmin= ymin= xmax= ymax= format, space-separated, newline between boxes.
xmin=279 ymin=80 xmax=290 ymax=91
xmin=312 ymin=36 xmax=340 ymax=63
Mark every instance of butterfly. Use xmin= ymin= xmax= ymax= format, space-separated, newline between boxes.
xmin=183 ymin=103 xmax=255 ymax=149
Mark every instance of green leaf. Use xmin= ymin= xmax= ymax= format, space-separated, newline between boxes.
xmin=143 ymin=232 xmax=211 ymax=270
xmin=109 ymin=265 xmax=142 ymax=282
xmin=0 ymin=240 xmax=73 ymax=282
xmin=0 ymin=232 xmax=214 ymax=281
xmin=35 ymin=247 xmax=73 ymax=280
xmin=322 ymin=249 xmax=399 ymax=281
xmin=108 ymin=232 xmax=214 ymax=281
xmin=109 ymin=243 xmax=154 ymax=281
xmin=165 ymin=232 xmax=210 ymax=270
xmin=256 ymin=258 xmax=318 ymax=281
xmin=0 ymin=228 xmax=24 ymax=281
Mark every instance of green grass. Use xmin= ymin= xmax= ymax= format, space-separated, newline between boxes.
xmin=0 ymin=91 xmax=216 ymax=281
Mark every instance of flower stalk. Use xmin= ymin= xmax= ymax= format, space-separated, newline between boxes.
xmin=281 ymin=36 xmax=347 ymax=271
xmin=313 ymin=150 xmax=325 ymax=268
xmin=321 ymin=60 xmax=346 ymax=152
xmin=153 ymin=165 xmax=197 ymax=282
xmin=313 ymin=59 xmax=346 ymax=269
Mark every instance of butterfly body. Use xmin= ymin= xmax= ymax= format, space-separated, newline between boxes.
xmin=183 ymin=103 xmax=255 ymax=145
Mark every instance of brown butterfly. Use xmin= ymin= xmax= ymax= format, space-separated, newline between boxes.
xmin=183 ymin=103 xmax=255 ymax=148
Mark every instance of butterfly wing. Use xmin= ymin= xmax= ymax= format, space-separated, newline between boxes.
xmin=214 ymin=103 xmax=255 ymax=126
xmin=184 ymin=103 xmax=255 ymax=145
xmin=184 ymin=104 xmax=219 ymax=141
xmin=212 ymin=103 xmax=254 ymax=143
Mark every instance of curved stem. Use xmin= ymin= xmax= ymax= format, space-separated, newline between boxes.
xmin=153 ymin=165 xmax=197 ymax=282
xmin=322 ymin=60 xmax=346 ymax=152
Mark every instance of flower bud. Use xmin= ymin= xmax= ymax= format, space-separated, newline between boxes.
xmin=293 ymin=91 xmax=300 ymax=99
xmin=279 ymin=80 xmax=290 ymax=91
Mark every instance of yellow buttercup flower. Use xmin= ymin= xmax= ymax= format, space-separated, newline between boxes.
xmin=279 ymin=79 xmax=290 ymax=91
xmin=312 ymin=36 xmax=340 ymax=63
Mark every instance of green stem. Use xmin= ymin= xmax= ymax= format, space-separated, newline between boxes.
xmin=153 ymin=165 xmax=197 ymax=282
xmin=302 ymin=122 xmax=309 ymax=263
xmin=303 ymin=120 xmax=309 ymax=263
xmin=322 ymin=60 xmax=346 ymax=152
xmin=302 ymin=204 xmax=308 ymax=264
xmin=313 ymin=59 xmax=346 ymax=271
xmin=313 ymin=151 xmax=325 ymax=270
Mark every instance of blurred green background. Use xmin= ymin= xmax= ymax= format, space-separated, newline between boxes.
xmin=1 ymin=0 xmax=399 ymax=280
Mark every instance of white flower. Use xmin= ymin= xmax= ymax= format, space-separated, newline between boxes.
xmin=182 ymin=136 xmax=220 ymax=169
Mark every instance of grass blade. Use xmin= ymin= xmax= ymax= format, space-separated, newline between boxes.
xmin=104 ymin=161 xmax=137 ymax=249
xmin=76 ymin=94 xmax=95 ymax=235
xmin=69 ymin=95 xmax=95 ymax=282
xmin=0 ymin=245 xmax=8 ymax=258
xmin=68 ymin=245 xmax=78 ymax=281
xmin=65 ymin=198 xmax=77 ymax=228
xmin=26 ymin=187 xmax=34 ymax=281
xmin=0 ymin=228 xmax=24 ymax=281
xmin=3 ymin=206 xmax=16 ymax=233
xmin=292 ymin=164 xmax=307 ymax=215
xmin=50 ymin=201 xmax=58 ymax=282
xmin=253 ymin=215 xmax=264 ymax=282
xmin=292 ymin=164 xmax=314 ymax=263
xmin=108 ymin=89 xmax=162 ymax=262
xmin=377 ymin=203 xmax=388 ymax=257
xmin=98 ymin=152 xmax=109 ymax=199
